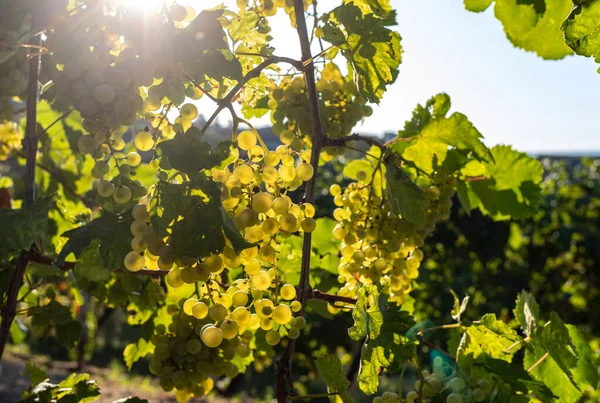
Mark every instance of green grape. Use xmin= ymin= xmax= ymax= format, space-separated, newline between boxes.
xmin=261 ymin=305 xmax=273 ymax=316
xmin=130 ymin=220 xmax=148 ymax=237
xmin=271 ymin=197 xmax=290 ymax=214
xmin=124 ymin=251 xmax=144 ymax=272
xmin=204 ymin=254 xmax=223 ymax=273
xmin=255 ymin=299 xmax=275 ymax=319
xmin=272 ymin=304 xmax=292 ymax=325
xmin=186 ymin=338 xmax=202 ymax=354
xmin=214 ymin=293 xmax=232 ymax=308
xmin=447 ymin=393 xmax=462 ymax=403
xmin=220 ymin=320 xmax=239 ymax=339
xmin=134 ymin=131 xmax=153 ymax=152
xmin=472 ymin=389 xmax=486 ymax=402
xmin=77 ymin=135 xmax=99 ymax=154
xmin=192 ymin=302 xmax=209 ymax=319
xmin=288 ymin=327 xmax=300 ymax=339
xmin=237 ymin=130 xmax=257 ymax=150
xmin=238 ymin=208 xmax=258 ymax=227
xmin=113 ymin=186 xmax=132 ymax=204
xmin=131 ymin=236 xmax=147 ymax=252
xmin=231 ymin=307 xmax=251 ymax=326
xmin=97 ymin=180 xmax=115 ymax=197
xmin=93 ymin=83 xmax=115 ymax=105
xmin=449 ymin=378 xmax=465 ymax=392
xmin=233 ymin=164 xmax=254 ymax=184
xmin=290 ymin=301 xmax=302 ymax=312
xmin=252 ymin=192 xmax=273 ymax=214
xmin=180 ymin=103 xmax=198 ymax=120
xmin=280 ymin=130 xmax=295 ymax=145
xmin=166 ymin=268 xmax=184 ymax=288
xmin=356 ymin=170 xmax=368 ymax=181
xmin=183 ymin=298 xmax=197 ymax=316
xmin=329 ymin=184 xmax=342 ymax=196
xmin=200 ymin=326 xmax=223 ymax=348
xmin=262 ymin=218 xmax=279 ymax=235
xmin=279 ymin=213 xmax=298 ymax=232
xmin=301 ymin=203 xmax=316 ymax=218
xmin=245 ymin=260 xmax=261 ymax=275
xmin=294 ymin=316 xmax=306 ymax=328
xmin=232 ymin=290 xmax=248 ymax=307
xmin=265 ymin=329 xmax=281 ymax=346
xmin=209 ymin=303 xmax=227 ymax=321
xmin=280 ymin=284 xmax=296 ymax=300
xmin=262 ymin=166 xmax=279 ymax=183
xmin=477 ymin=379 xmax=492 ymax=393
xmin=212 ymin=168 xmax=230 ymax=183
xmin=252 ymin=271 xmax=272 ymax=291
xmin=264 ymin=151 xmax=280 ymax=166
xmin=301 ymin=217 xmax=316 ymax=232
xmin=127 ymin=151 xmax=142 ymax=166
xmin=279 ymin=165 xmax=296 ymax=182
xmin=132 ymin=204 xmax=149 ymax=221
xmin=296 ymin=163 xmax=314 ymax=181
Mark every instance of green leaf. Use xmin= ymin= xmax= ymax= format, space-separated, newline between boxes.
xmin=345 ymin=0 xmax=394 ymax=19
xmin=450 ymin=289 xmax=469 ymax=323
xmin=56 ymin=320 xmax=82 ymax=349
xmin=481 ymin=358 xmax=556 ymax=401
xmin=157 ymin=127 xmax=232 ymax=175
xmin=459 ymin=145 xmax=543 ymax=220
xmin=73 ymin=241 xmax=111 ymax=282
xmin=562 ymin=0 xmax=600 ymax=63
xmin=322 ymin=3 xmax=402 ymax=103
xmin=457 ymin=314 xmax=522 ymax=367
xmin=10 ymin=319 xmax=27 ymax=344
xmin=384 ymin=159 xmax=425 ymax=225
xmin=493 ymin=0 xmax=574 ymax=60
xmin=123 ymin=338 xmax=155 ymax=370
xmin=315 ymin=354 xmax=354 ymax=403
xmin=514 ymin=290 xmax=540 ymax=337
xmin=0 ymin=201 xmax=50 ymax=258
xmin=465 ymin=0 xmax=494 ymax=12
xmin=219 ymin=206 xmax=254 ymax=254
xmin=343 ymin=159 xmax=374 ymax=180
xmin=58 ymin=373 xmax=100 ymax=403
xmin=357 ymin=307 xmax=416 ymax=394
xmin=25 ymin=363 xmax=49 ymax=387
xmin=312 ymin=218 xmax=340 ymax=255
xmin=55 ymin=211 xmax=133 ymax=270
xmin=348 ymin=284 xmax=383 ymax=341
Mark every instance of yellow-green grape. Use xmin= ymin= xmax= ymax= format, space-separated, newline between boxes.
xmin=272 ymin=304 xmax=292 ymax=325
xmin=259 ymin=245 xmax=276 ymax=263
xmin=260 ymin=317 xmax=274 ymax=330
xmin=262 ymin=166 xmax=279 ymax=183
xmin=212 ymin=168 xmax=230 ymax=183
xmin=127 ymin=151 xmax=142 ymax=166
xmin=204 ymin=254 xmax=224 ymax=273
xmin=201 ymin=326 xmax=223 ymax=348
xmin=175 ymin=390 xmax=190 ymax=403
xmin=233 ymin=164 xmax=254 ymax=184
xmin=112 ymin=186 xmax=131 ymax=204
xmin=124 ymin=251 xmax=145 ymax=272
xmin=262 ymin=305 xmax=273 ymax=316
xmin=356 ymin=170 xmax=368 ymax=181
xmin=265 ymin=329 xmax=281 ymax=346
xmin=231 ymin=306 xmax=251 ymax=326
xmin=280 ymin=130 xmax=295 ymax=145
xmin=406 ymin=256 xmax=420 ymax=271
xmin=264 ymin=151 xmax=280 ymax=166
xmin=97 ymin=180 xmax=115 ymax=197
xmin=295 ymin=316 xmax=306 ymax=329
xmin=232 ymin=290 xmax=248 ymax=307
xmin=271 ymin=197 xmax=290 ymax=214
xmin=280 ymin=284 xmax=296 ymax=300
xmin=296 ymin=163 xmax=314 ymax=181
xmin=183 ymin=298 xmax=197 ymax=316
xmin=301 ymin=203 xmax=316 ymax=218
xmin=131 ymin=236 xmax=147 ymax=252
xmin=77 ymin=135 xmax=99 ymax=154
xmin=282 ymin=155 xmax=295 ymax=166
xmin=180 ymin=103 xmax=198 ymax=120
xmin=301 ymin=217 xmax=316 ymax=232
xmin=209 ymin=303 xmax=227 ymax=321
xmin=186 ymin=338 xmax=202 ymax=355
xmin=329 ymin=184 xmax=342 ymax=196
xmin=262 ymin=218 xmax=279 ymax=235
xmin=279 ymin=213 xmax=298 ymax=232
xmin=134 ymin=131 xmax=153 ymax=152
xmin=245 ymin=260 xmax=261 ymax=275
xmin=237 ymin=130 xmax=257 ymax=151
xmin=130 ymin=220 xmax=147 ymax=237
xmin=132 ymin=204 xmax=149 ymax=221
xmin=290 ymin=301 xmax=302 ymax=312
xmin=446 ymin=393 xmax=463 ymax=403
xmin=411 ymin=248 xmax=424 ymax=262
xmin=279 ymin=165 xmax=296 ymax=182
xmin=145 ymin=256 xmax=158 ymax=270
xmin=288 ymin=327 xmax=300 ymax=339
xmin=248 ymin=313 xmax=260 ymax=329
xmin=166 ymin=268 xmax=184 ymax=287
xmin=449 ymin=378 xmax=465 ymax=392
xmin=192 ymin=302 xmax=209 ymax=319
xmin=214 ymin=293 xmax=232 ymax=308
xmin=252 ymin=192 xmax=273 ymax=214
xmin=158 ymin=256 xmax=173 ymax=270
xmin=220 ymin=320 xmax=239 ymax=339
xmin=252 ymin=271 xmax=272 ymax=290
xmin=169 ymin=4 xmax=188 ymax=21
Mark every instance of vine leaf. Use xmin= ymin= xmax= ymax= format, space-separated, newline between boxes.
xmin=0 ymin=201 xmax=50 ymax=259
xmin=458 ymin=145 xmax=543 ymax=220
xmin=526 ymin=324 xmax=599 ymax=401
xmin=123 ymin=339 xmax=154 ymax=371
xmin=514 ymin=290 xmax=540 ymax=337
xmin=348 ymin=285 xmax=383 ymax=341
xmin=220 ymin=206 xmax=255 ymax=254
xmin=384 ymin=159 xmax=425 ymax=226
xmin=357 ymin=307 xmax=416 ymax=395
xmin=346 ymin=0 xmax=395 ymax=19
xmin=54 ymin=211 xmax=133 ymax=270
xmin=25 ymin=363 xmax=48 ymax=387
xmin=322 ymin=3 xmax=402 ymax=103
xmin=562 ymin=0 xmax=600 ymax=64
xmin=450 ymin=289 xmax=470 ymax=323
xmin=481 ymin=358 xmax=556 ymax=401
xmin=28 ymin=300 xmax=82 ymax=349
xmin=315 ymin=354 xmax=354 ymax=403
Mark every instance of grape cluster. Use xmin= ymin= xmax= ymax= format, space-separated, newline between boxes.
xmin=0 ymin=120 xmax=21 ymax=161
xmin=331 ymin=170 xmax=456 ymax=303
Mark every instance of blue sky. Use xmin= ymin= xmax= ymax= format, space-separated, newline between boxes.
xmin=190 ymin=0 xmax=600 ymax=153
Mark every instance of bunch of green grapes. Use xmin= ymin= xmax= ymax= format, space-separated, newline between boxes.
xmin=0 ymin=120 xmax=22 ymax=161
xmin=331 ymin=169 xmax=457 ymax=304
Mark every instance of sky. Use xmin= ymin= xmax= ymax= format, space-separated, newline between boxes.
xmin=176 ymin=0 xmax=600 ymax=154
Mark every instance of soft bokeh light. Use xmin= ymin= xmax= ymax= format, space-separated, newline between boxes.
xmin=119 ymin=0 xmax=164 ymax=12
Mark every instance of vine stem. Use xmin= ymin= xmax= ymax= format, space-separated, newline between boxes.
xmin=276 ymin=2 xmax=326 ymax=402
xmin=527 ymin=351 xmax=549 ymax=373
xmin=0 ymin=17 xmax=42 ymax=360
